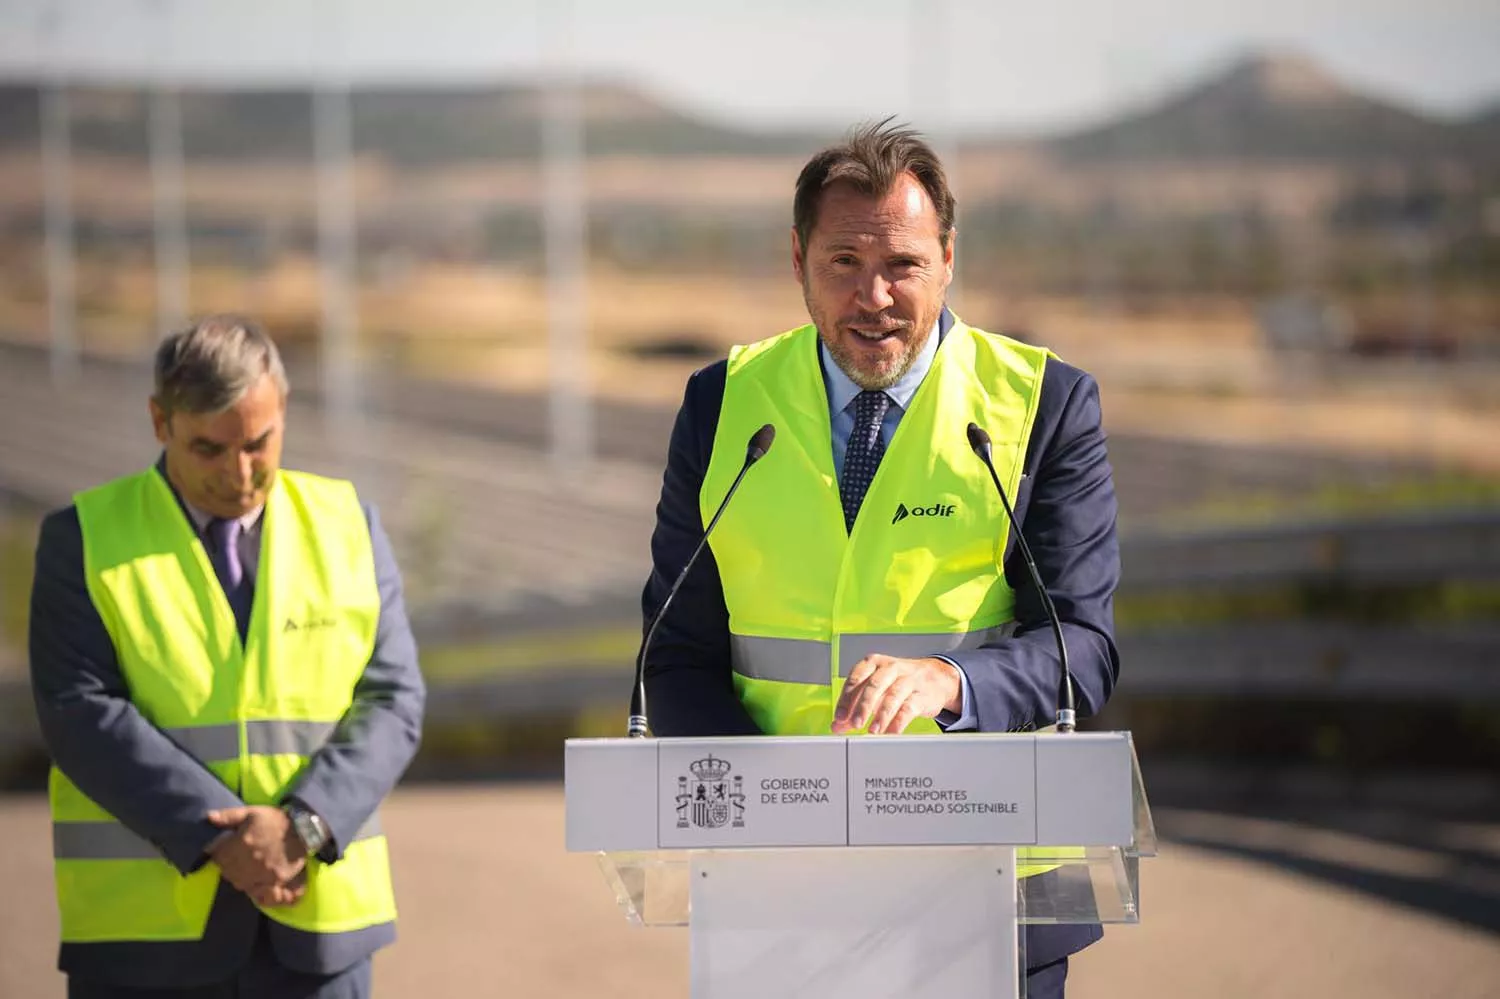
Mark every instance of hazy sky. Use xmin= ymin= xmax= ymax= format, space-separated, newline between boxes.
xmin=2 ymin=0 xmax=1497 ymax=131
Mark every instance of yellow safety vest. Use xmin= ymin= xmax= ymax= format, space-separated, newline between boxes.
xmin=51 ymin=467 xmax=397 ymax=943
xmin=704 ymin=319 xmax=1069 ymax=875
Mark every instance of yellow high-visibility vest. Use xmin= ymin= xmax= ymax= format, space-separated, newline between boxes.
xmin=52 ymin=466 xmax=396 ymax=943
xmin=704 ymin=319 xmax=1070 ymax=875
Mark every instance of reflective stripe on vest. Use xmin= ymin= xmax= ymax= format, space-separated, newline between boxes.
xmin=58 ymin=467 xmax=394 ymax=944
xmin=156 ymin=720 xmax=339 ymax=762
xmin=52 ymin=718 xmax=353 ymax=860
xmin=731 ymin=625 xmax=1018 ymax=683
xmin=54 ymin=813 xmax=385 ymax=861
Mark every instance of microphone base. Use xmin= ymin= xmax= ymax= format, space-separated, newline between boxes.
xmin=1054 ymin=708 xmax=1076 ymax=733
xmin=626 ymin=715 xmax=649 ymax=739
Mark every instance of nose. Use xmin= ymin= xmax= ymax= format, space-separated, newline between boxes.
xmin=229 ymin=450 xmax=255 ymax=489
xmin=854 ymin=269 xmax=895 ymax=313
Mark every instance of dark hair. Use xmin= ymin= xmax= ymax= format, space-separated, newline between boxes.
xmin=793 ymin=117 xmax=956 ymax=251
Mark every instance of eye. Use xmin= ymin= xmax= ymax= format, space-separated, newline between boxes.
xmin=832 ymin=254 xmax=858 ymax=266
xmin=243 ymin=429 xmax=275 ymax=454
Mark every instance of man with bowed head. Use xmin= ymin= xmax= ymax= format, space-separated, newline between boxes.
xmin=640 ymin=119 xmax=1122 ymax=997
xmin=30 ymin=315 xmax=424 ymax=998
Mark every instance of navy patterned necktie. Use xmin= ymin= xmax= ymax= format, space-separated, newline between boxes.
xmin=206 ymin=517 xmax=253 ymax=640
xmin=839 ymin=390 xmax=891 ymax=532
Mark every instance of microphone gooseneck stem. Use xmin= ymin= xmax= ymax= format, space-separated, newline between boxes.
xmin=969 ymin=425 xmax=1077 ymax=733
xmin=630 ymin=423 xmax=774 ymax=738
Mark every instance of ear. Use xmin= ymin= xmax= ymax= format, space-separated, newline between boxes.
xmin=790 ymin=227 xmax=806 ymax=286
xmin=942 ymin=228 xmax=956 ymax=285
xmin=149 ymin=399 xmax=170 ymax=446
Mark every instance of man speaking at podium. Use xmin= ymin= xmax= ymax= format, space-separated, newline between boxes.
xmin=639 ymin=120 xmax=1122 ymax=997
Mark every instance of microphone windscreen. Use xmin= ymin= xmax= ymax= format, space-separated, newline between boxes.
xmin=966 ymin=422 xmax=991 ymax=455
xmin=747 ymin=423 xmax=776 ymax=462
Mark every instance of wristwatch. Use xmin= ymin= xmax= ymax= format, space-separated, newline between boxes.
xmin=285 ymin=804 xmax=330 ymax=856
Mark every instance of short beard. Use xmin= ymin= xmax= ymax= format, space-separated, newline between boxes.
xmin=824 ymin=334 xmax=915 ymax=391
xmin=807 ymin=297 xmax=937 ymax=393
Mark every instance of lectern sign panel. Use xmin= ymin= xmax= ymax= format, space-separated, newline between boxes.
xmin=658 ymin=738 xmax=848 ymax=848
xmin=847 ymin=736 xmax=1037 ymax=846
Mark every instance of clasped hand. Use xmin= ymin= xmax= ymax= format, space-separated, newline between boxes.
xmin=207 ymin=806 xmax=308 ymax=908
xmin=831 ymin=654 xmax=963 ymax=735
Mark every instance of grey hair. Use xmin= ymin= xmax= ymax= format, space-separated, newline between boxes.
xmin=152 ymin=314 xmax=288 ymax=417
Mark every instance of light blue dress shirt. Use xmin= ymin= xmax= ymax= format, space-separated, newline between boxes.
xmin=818 ymin=322 xmax=978 ymax=730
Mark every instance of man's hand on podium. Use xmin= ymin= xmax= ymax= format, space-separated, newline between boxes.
xmin=832 ymin=655 xmax=964 ymax=735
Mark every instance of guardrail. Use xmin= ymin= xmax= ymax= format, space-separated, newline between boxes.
xmin=1118 ymin=622 xmax=1500 ymax=699
xmin=1120 ymin=509 xmax=1500 ymax=589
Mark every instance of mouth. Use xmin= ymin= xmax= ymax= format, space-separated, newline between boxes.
xmin=846 ymin=325 xmax=905 ymax=343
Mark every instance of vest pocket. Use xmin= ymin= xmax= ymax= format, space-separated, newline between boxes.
xmin=55 ymin=859 xmax=218 ymax=942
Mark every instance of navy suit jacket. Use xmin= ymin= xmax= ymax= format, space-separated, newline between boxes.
xmin=640 ymin=315 xmax=1121 ymax=968
xmin=29 ymin=471 xmax=426 ymax=988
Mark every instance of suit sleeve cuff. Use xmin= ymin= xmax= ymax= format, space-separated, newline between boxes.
xmin=174 ymin=818 xmax=238 ymax=875
xmin=932 ymin=655 xmax=978 ymax=731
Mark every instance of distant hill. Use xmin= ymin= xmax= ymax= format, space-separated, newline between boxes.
xmin=0 ymin=52 xmax=1492 ymax=168
xmin=1049 ymin=51 xmax=1477 ymax=163
xmin=0 ymin=81 xmax=824 ymax=163
xmin=1461 ymin=102 xmax=1500 ymax=157
xmin=0 ymin=86 xmax=39 ymax=144
xmin=348 ymin=84 xmax=823 ymax=163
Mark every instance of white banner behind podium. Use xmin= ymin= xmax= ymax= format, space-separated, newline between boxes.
xmin=690 ymin=846 xmax=1018 ymax=999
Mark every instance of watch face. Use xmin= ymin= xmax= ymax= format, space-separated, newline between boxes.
xmin=295 ymin=812 xmax=324 ymax=851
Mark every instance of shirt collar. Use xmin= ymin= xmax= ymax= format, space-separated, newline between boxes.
xmin=819 ymin=313 xmax=943 ymax=415
xmin=183 ymin=501 xmax=264 ymax=536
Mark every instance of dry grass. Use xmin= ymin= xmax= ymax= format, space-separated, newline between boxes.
xmin=0 ymin=149 xmax=1363 ymax=223
xmin=3 ymin=252 xmax=1497 ymax=470
xmin=0 ymin=152 xmax=802 ymax=222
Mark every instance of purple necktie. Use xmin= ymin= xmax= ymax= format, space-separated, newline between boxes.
xmin=839 ymin=390 xmax=891 ymax=532
xmin=206 ymin=517 xmax=252 ymax=639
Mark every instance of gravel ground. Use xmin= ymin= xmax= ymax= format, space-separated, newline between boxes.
xmin=2 ymin=786 xmax=1497 ymax=999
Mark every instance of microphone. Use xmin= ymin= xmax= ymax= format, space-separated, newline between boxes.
xmin=965 ymin=422 xmax=1077 ymax=733
xmin=629 ymin=423 xmax=776 ymax=738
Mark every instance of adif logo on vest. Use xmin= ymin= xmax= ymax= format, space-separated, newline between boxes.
xmin=285 ymin=615 xmax=337 ymax=633
xmin=891 ymin=502 xmax=957 ymax=525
